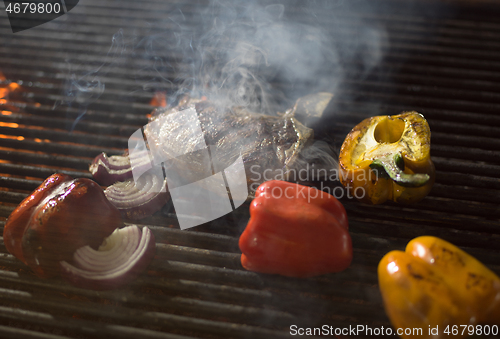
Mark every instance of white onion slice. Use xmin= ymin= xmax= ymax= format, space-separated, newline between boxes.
xmin=105 ymin=171 xmax=169 ymax=220
xmin=60 ymin=226 xmax=156 ymax=290
xmin=89 ymin=151 xmax=151 ymax=186
xmin=73 ymin=226 xmax=140 ymax=271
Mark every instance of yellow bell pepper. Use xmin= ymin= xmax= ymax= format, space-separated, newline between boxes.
xmin=338 ymin=112 xmax=435 ymax=204
xmin=378 ymin=236 xmax=500 ymax=339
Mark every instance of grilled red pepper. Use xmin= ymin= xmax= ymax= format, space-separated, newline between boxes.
xmin=3 ymin=173 xmax=122 ymax=278
xmin=239 ymin=180 xmax=352 ymax=278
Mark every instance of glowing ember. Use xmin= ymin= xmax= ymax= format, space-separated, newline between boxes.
xmin=0 ymin=73 xmax=19 ymax=100
xmin=0 ymin=122 xmax=19 ymax=128
xmin=150 ymin=92 xmax=167 ymax=108
xmin=0 ymin=134 xmax=24 ymax=141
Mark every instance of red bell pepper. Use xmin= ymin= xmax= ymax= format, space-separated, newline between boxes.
xmin=239 ymin=180 xmax=352 ymax=278
xmin=3 ymin=173 xmax=122 ymax=278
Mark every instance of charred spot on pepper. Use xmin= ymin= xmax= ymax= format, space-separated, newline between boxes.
xmin=406 ymin=263 xmax=425 ymax=280
xmin=406 ymin=262 xmax=443 ymax=286
xmin=465 ymin=272 xmax=490 ymax=291
xmin=434 ymin=246 xmax=467 ymax=268
xmin=408 ymin=271 xmax=425 ymax=281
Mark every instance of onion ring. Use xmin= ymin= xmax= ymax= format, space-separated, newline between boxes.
xmin=60 ymin=226 xmax=156 ymax=290
xmin=104 ymin=170 xmax=169 ymax=220
xmin=90 ymin=151 xmax=151 ymax=186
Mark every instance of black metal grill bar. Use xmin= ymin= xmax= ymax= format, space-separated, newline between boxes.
xmin=0 ymin=127 xmax=127 ymax=149
xmin=3 ymin=16 xmax=500 ymax=55
xmin=3 ymin=101 xmax=150 ymax=126
xmin=433 ymin=171 xmax=499 ymax=193
xmin=0 ymin=273 xmax=297 ymax=336
xmin=0 ymin=236 xmax=446 ymax=338
xmin=7 ymin=74 xmax=500 ymax=128
xmin=333 ymin=101 xmax=500 ymax=129
xmin=0 ymin=222 xmax=385 ymax=312
xmin=3 ymin=1 xmax=500 ymax=42
xmin=367 ymin=71 xmax=500 ymax=95
xmin=388 ymin=32 xmax=500 ymax=51
xmin=6 ymin=25 xmax=500 ymax=65
xmin=346 ymin=202 xmax=500 ymax=237
xmin=432 ymin=144 xmax=500 ymax=164
xmin=0 ymin=307 xmax=198 ymax=339
xmin=0 ymin=215 xmax=390 ymax=330
xmin=0 ymin=199 xmax=498 ymax=338
xmin=2 ymin=111 xmax=499 ymax=167
xmin=1 ymin=94 xmax=153 ymax=118
xmin=0 ymin=78 xmax=155 ymax=110
xmin=1 ymin=225 xmax=495 ymax=308
xmin=0 ymin=323 xmax=73 ymax=339
xmin=0 ymin=138 xmax=119 ymax=159
xmin=4 ymin=73 xmax=500 ymax=137
xmin=0 ymin=162 xmax=496 ymax=241
xmin=5 ymin=47 xmax=500 ymax=96
xmin=0 ymin=206 xmax=15 ymax=218
xmin=0 ymin=178 xmax=46 ymax=193
xmin=0 ymin=258 xmax=373 ymax=337
xmin=0 ymin=191 xmax=30 ymax=205
xmin=432 ymin=157 xmax=500 ymax=178
xmin=0 ymin=114 xmax=139 ymax=138
xmin=337 ymin=88 xmax=500 ymax=117
xmin=3 ymin=95 xmax=500 ymax=156
xmin=5 ymin=48 xmax=500 ymax=96
xmin=0 ymin=15 xmax=498 ymax=81
xmin=344 ymin=80 xmax=500 ymax=108
xmin=349 ymin=224 xmax=500 ymax=266
xmin=4 ymin=20 xmax=500 ymax=60
xmin=0 ymin=149 xmax=91 ymax=171
xmin=3 ymin=63 xmax=500 ymax=121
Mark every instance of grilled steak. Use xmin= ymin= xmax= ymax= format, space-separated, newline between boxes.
xmin=144 ymin=97 xmax=314 ymax=194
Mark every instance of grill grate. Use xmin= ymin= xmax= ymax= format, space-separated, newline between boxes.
xmin=1 ymin=0 xmax=500 ymax=338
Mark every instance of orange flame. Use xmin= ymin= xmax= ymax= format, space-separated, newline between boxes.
xmin=0 ymin=73 xmax=22 ymax=141
xmin=0 ymin=134 xmax=24 ymax=141
xmin=150 ymin=92 xmax=167 ymax=108
xmin=0 ymin=73 xmax=19 ymax=100
xmin=0 ymin=122 xmax=19 ymax=128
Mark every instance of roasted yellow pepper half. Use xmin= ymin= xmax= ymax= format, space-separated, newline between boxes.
xmin=339 ymin=112 xmax=435 ymax=204
xmin=378 ymin=236 xmax=500 ymax=339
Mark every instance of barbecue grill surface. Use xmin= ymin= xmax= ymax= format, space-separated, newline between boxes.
xmin=1 ymin=0 xmax=500 ymax=338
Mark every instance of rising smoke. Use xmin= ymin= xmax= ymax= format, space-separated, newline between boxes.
xmin=58 ymin=0 xmax=391 ymax=184
xmin=59 ymin=0 xmax=388 ymax=126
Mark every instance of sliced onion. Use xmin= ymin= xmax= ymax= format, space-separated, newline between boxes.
xmin=89 ymin=151 xmax=151 ymax=186
xmin=73 ymin=226 xmax=141 ymax=271
xmin=104 ymin=170 xmax=169 ymax=220
xmin=60 ymin=225 xmax=156 ymax=290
